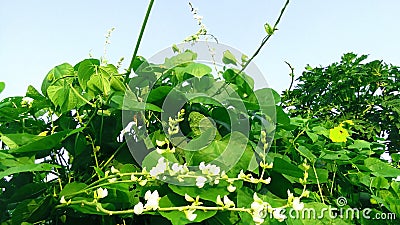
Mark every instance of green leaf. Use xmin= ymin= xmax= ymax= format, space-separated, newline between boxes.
xmin=41 ymin=63 xmax=75 ymax=96
xmin=0 ymin=163 xmax=60 ymax=179
xmin=371 ymin=176 xmax=390 ymax=189
xmin=365 ymin=158 xmax=400 ymax=177
xmin=8 ymin=130 xmax=70 ymax=153
xmin=175 ymin=62 xmax=212 ymax=78
xmin=77 ymin=59 xmax=100 ymax=90
xmin=0 ymin=81 xmax=5 ymax=94
xmin=296 ymin=146 xmax=317 ymax=162
xmin=159 ymin=193 xmax=217 ymax=225
xmin=163 ymin=50 xmax=197 ymax=68
xmin=348 ymin=140 xmax=372 ymax=150
xmin=306 ymin=131 xmax=319 ymax=143
xmin=272 ymin=157 xmax=304 ymax=178
xmin=11 ymin=196 xmax=53 ymax=225
xmin=59 ymin=182 xmax=88 ymax=197
xmin=264 ymin=23 xmax=275 ymax=35
xmin=222 ymin=50 xmax=237 ymax=65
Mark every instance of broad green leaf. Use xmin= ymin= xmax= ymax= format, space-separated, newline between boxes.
xmin=47 ymin=82 xmax=87 ymax=112
xmin=371 ymin=176 xmax=390 ymax=189
xmin=41 ymin=63 xmax=75 ymax=96
xmin=163 ymin=50 xmax=197 ymax=68
xmin=77 ymin=59 xmax=100 ymax=90
xmin=0 ymin=81 xmax=5 ymax=94
xmin=159 ymin=193 xmax=217 ymax=225
xmin=222 ymin=50 xmax=237 ymax=65
xmin=0 ymin=163 xmax=60 ymax=179
xmin=0 ymin=133 xmax=38 ymax=149
xmin=272 ymin=157 xmax=304 ymax=178
xmin=365 ymin=158 xmax=400 ymax=177
xmin=11 ymin=196 xmax=53 ymax=225
xmin=111 ymin=95 xmax=162 ymax=112
xmin=146 ymin=86 xmax=172 ymax=103
xmin=8 ymin=130 xmax=69 ymax=153
xmin=296 ymin=146 xmax=317 ymax=162
xmin=306 ymin=131 xmax=319 ymax=143
xmin=174 ymin=62 xmax=212 ymax=78
xmin=59 ymin=182 xmax=88 ymax=197
xmin=348 ymin=140 xmax=372 ymax=150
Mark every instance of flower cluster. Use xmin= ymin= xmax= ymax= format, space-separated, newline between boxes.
xmin=168 ymin=109 xmax=185 ymax=135
xmin=21 ymin=97 xmax=34 ymax=108
xmin=133 ymin=190 xmax=160 ymax=215
xmin=184 ymin=2 xmax=208 ymax=42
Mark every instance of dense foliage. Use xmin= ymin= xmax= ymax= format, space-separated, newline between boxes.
xmin=1 ymin=1 xmax=400 ymax=224
xmin=282 ymin=53 xmax=400 ymax=154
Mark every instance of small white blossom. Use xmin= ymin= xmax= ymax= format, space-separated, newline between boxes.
xmin=96 ymin=187 xmax=108 ymax=199
xmin=199 ymin=162 xmax=220 ymax=176
xmin=272 ymin=208 xmax=287 ymax=222
xmin=251 ymin=193 xmax=271 ymax=225
xmin=223 ymin=195 xmax=235 ymax=208
xmin=134 ymin=202 xmax=144 ymax=215
xmin=21 ymin=97 xmax=34 ymax=108
xmin=144 ymin=190 xmax=160 ymax=210
xmin=185 ymin=194 xmax=195 ymax=202
xmin=110 ymin=166 xmax=119 ymax=174
xmin=149 ymin=157 xmax=168 ymax=177
xmin=60 ymin=196 xmax=71 ymax=204
xmin=227 ymin=184 xmax=236 ymax=192
xmin=196 ymin=176 xmax=207 ymax=188
xmin=292 ymin=197 xmax=304 ymax=211
xmin=216 ymin=195 xmax=224 ymax=206
xmin=185 ymin=209 xmax=197 ymax=221
xmin=108 ymin=178 xmax=117 ymax=183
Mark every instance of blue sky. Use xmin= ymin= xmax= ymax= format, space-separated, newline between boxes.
xmin=1 ymin=0 xmax=400 ymax=98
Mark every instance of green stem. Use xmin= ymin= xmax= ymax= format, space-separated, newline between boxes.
xmin=212 ymin=0 xmax=290 ymax=97
xmin=125 ymin=0 xmax=155 ymax=82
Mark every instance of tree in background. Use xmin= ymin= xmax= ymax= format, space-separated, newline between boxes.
xmin=282 ymin=53 xmax=400 ymax=156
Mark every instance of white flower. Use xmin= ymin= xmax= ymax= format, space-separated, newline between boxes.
xmin=144 ymin=190 xmax=160 ymax=210
xmin=251 ymin=193 xmax=271 ymax=225
xmin=122 ymin=121 xmax=135 ymax=135
xmin=108 ymin=178 xmax=117 ymax=183
xmin=272 ymin=208 xmax=286 ymax=222
xmin=196 ymin=176 xmax=207 ymax=188
xmin=223 ymin=195 xmax=235 ymax=208
xmin=21 ymin=97 xmax=34 ymax=108
xmin=227 ymin=184 xmax=236 ymax=192
xmin=60 ymin=196 xmax=71 ymax=204
xmin=156 ymin=139 xmax=166 ymax=147
xmin=134 ymin=202 xmax=144 ymax=215
xmin=110 ymin=166 xmax=119 ymax=174
xmin=185 ymin=209 xmax=197 ymax=221
xmin=131 ymin=174 xmax=138 ymax=181
xmin=216 ymin=195 xmax=224 ymax=206
xmin=199 ymin=162 xmax=220 ymax=176
xmin=156 ymin=147 xmax=165 ymax=154
xmin=149 ymin=157 xmax=167 ymax=177
xmin=96 ymin=187 xmax=108 ymax=199
xmin=292 ymin=197 xmax=304 ymax=211
xmin=185 ymin=194 xmax=195 ymax=202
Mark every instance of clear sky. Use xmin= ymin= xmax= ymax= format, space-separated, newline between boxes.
xmin=1 ymin=0 xmax=400 ymax=98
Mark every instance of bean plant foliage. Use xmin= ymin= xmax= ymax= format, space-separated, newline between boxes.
xmin=1 ymin=1 xmax=400 ymax=225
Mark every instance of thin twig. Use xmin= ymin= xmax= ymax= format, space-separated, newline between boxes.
xmin=212 ymin=0 xmax=290 ymax=97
